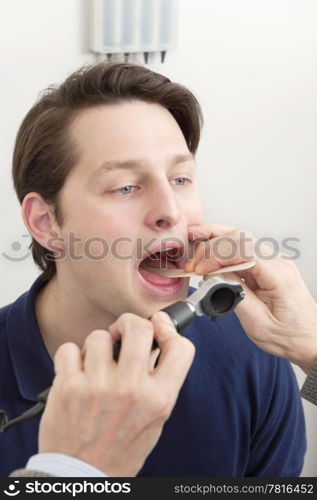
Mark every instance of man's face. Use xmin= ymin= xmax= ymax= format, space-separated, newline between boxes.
xmin=57 ymin=100 xmax=203 ymax=320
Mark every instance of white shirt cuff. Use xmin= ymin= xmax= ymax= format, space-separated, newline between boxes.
xmin=26 ymin=453 xmax=108 ymax=477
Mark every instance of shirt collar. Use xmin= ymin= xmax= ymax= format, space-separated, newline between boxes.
xmin=6 ymin=274 xmax=55 ymax=402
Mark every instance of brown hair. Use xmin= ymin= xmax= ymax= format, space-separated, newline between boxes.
xmin=12 ymin=61 xmax=203 ymax=281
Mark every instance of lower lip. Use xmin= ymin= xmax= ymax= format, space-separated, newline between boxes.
xmin=137 ymin=267 xmax=185 ymax=298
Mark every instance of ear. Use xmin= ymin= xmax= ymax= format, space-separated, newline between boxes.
xmin=21 ymin=192 xmax=65 ymax=252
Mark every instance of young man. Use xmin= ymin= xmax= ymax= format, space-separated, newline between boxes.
xmin=0 ymin=62 xmax=306 ymax=477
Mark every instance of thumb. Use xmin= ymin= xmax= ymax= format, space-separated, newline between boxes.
xmin=150 ymin=311 xmax=178 ymax=344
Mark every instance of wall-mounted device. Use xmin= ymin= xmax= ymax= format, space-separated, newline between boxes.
xmin=90 ymin=0 xmax=179 ymax=63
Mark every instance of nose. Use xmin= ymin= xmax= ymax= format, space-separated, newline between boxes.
xmin=143 ymin=180 xmax=182 ymax=232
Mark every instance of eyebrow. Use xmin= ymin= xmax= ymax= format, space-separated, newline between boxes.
xmin=93 ymin=152 xmax=195 ymax=177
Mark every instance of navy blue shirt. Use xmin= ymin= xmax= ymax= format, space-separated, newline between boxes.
xmin=0 ymin=276 xmax=306 ymax=477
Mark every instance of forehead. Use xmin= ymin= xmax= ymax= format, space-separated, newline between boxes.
xmin=69 ymin=100 xmax=189 ymax=166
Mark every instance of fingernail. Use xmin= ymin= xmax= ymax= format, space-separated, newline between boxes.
xmin=155 ymin=311 xmax=174 ymax=325
xmin=195 ymin=263 xmax=204 ymax=274
xmin=185 ymin=260 xmax=195 ymax=272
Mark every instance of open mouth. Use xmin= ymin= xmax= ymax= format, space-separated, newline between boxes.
xmin=137 ymin=246 xmax=187 ymax=297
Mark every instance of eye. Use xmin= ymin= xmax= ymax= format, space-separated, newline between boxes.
xmin=114 ymin=185 xmax=138 ymax=195
xmin=171 ymin=177 xmax=191 ymax=186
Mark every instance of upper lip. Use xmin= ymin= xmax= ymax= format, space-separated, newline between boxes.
xmin=137 ymin=239 xmax=187 ymax=270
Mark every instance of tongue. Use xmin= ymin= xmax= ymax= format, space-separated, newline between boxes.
xmin=139 ymin=253 xmax=179 ymax=286
xmin=139 ymin=267 xmax=179 ymax=286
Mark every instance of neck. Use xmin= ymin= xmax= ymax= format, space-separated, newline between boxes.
xmin=35 ymin=273 xmax=116 ymax=359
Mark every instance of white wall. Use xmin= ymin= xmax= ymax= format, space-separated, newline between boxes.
xmin=0 ymin=0 xmax=316 ymax=475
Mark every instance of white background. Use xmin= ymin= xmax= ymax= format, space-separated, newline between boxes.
xmin=0 ymin=0 xmax=316 ymax=475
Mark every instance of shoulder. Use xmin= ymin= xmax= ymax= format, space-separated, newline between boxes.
xmin=0 ymin=302 xmax=12 ymax=341
xmin=0 ymin=289 xmax=28 ymax=339
xmin=0 ymin=302 xmax=11 ymax=324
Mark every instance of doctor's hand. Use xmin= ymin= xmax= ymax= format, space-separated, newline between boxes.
xmin=186 ymin=224 xmax=317 ymax=374
xmin=38 ymin=312 xmax=195 ymax=477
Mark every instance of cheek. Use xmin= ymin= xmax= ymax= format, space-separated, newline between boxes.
xmin=63 ymin=196 xmax=132 ymax=236
xmin=183 ymin=192 xmax=204 ymax=224
xmin=60 ymin=198 xmax=137 ymax=262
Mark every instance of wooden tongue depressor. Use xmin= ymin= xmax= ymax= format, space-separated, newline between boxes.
xmin=143 ymin=260 xmax=256 ymax=279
